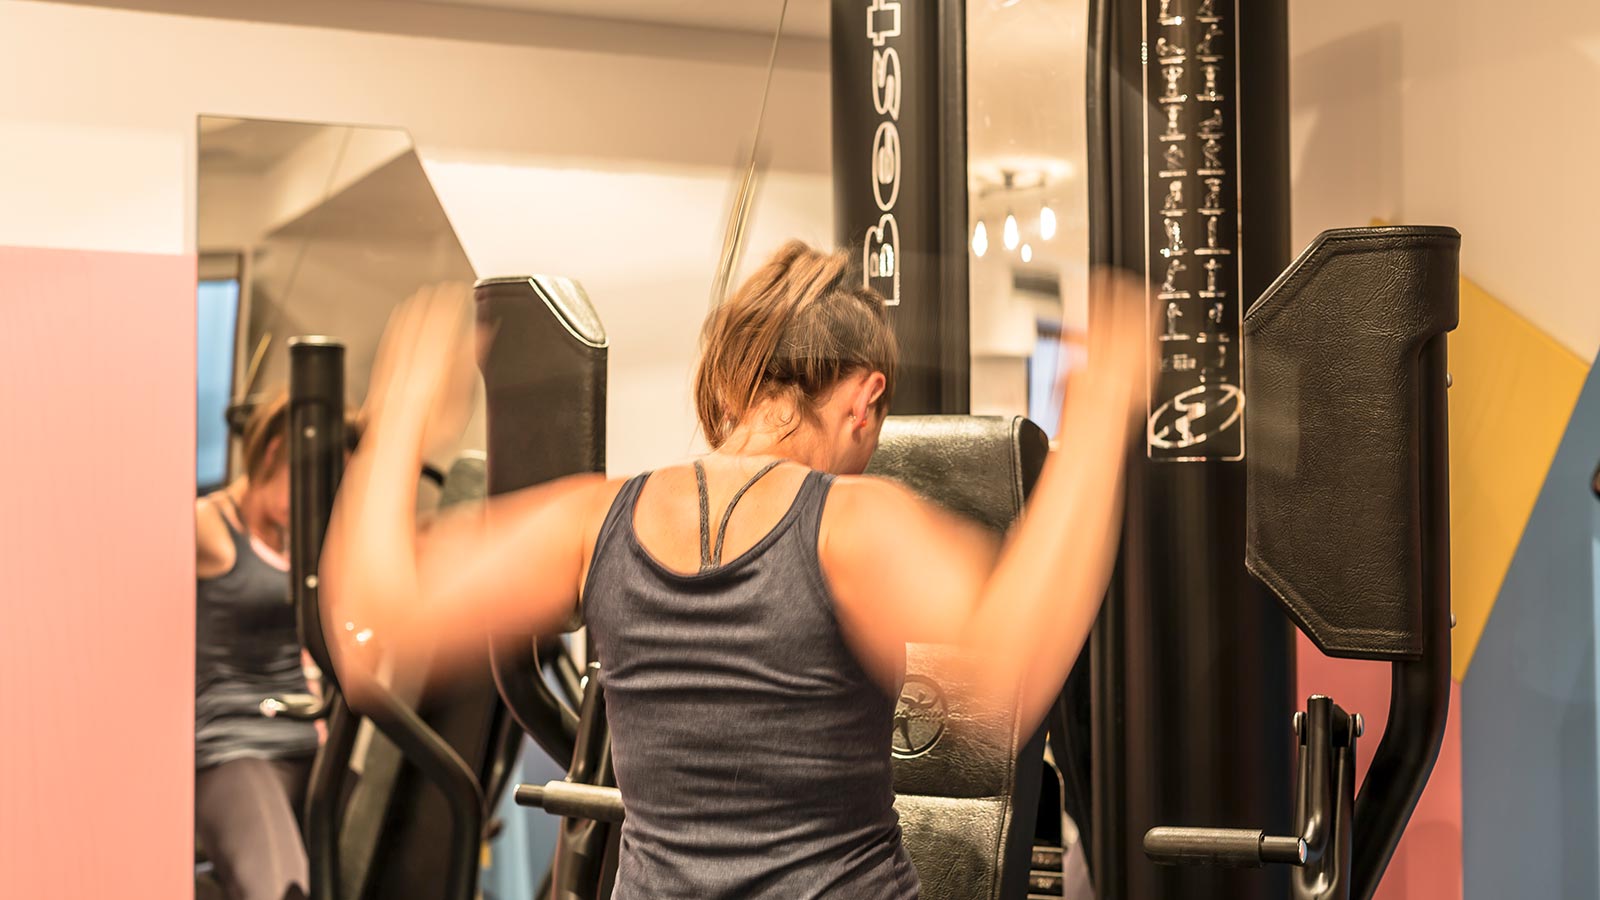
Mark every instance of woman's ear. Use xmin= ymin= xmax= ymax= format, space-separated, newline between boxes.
xmin=852 ymin=371 xmax=887 ymax=430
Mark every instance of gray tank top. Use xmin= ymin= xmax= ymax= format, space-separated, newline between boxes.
xmin=195 ymin=498 xmax=317 ymax=769
xmin=584 ymin=467 xmax=919 ymax=899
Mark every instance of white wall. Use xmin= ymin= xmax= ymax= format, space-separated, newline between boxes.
xmin=1289 ymin=0 xmax=1600 ymax=360
xmin=429 ymin=160 xmax=832 ymax=471
xmin=0 ymin=0 xmax=834 ymax=473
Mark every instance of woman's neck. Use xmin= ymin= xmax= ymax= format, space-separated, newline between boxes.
xmin=717 ymin=402 xmax=834 ymax=470
xmin=227 ymin=482 xmax=286 ymax=554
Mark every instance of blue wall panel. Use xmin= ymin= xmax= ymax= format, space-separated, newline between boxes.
xmin=1463 ymin=365 xmax=1600 ymax=898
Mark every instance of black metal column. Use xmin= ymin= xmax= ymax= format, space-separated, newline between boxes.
xmin=286 ymin=336 xmax=355 ymax=900
xmin=831 ymin=0 xmax=969 ymax=415
xmin=1087 ymin=1 xmax=1295 ymax=898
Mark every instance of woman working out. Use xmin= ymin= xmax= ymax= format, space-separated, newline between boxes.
xmin=324 ymin=241 xmax=1147 ymax=899
xmin=193 ymin=393 xmax=316 ymax=900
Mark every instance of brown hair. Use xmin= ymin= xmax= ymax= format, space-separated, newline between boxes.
xmin=694 ymin=240 xmax=899 ymax=448
xmin=241 ymin=389 xmax=291 ymax=484
xmin=240 ymin=389 xmax=365 ymax=483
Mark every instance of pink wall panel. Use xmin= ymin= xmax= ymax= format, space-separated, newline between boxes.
xmin=0 ymin=246 xmax=194 ymax=898
xmin=1298 ymin=633 xmax=1464 ymax=900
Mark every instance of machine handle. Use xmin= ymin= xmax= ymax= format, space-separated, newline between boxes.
xmin=489 ymin=631 xmax=579 ymax=768
xmin=1144 ymin=827 xmax=1307 ymax=867
xmin=514 ymin=781 xmax=625 ymax=824
xmin=259 ymin=693 xmax=328 ymax=721
xmin=348 ymin=681 xmax=484 ymax=900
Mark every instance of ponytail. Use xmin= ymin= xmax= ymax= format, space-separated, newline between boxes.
xmin=693 ymin=240 xmax=899 ymax=447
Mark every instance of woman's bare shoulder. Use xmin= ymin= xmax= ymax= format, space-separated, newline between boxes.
xmin=824 ymin=473 xmax=921 ymax=509
xmin=589 ymin=475 xmax=633 ymax=514
xmin=195 ymin=492 xmax=236 ymax=577
xmin=195 ymin=491 xmax=233 ymax=531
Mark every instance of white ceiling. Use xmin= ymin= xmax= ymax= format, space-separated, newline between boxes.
xmin=414 ymin=0 xmax=829 ymax=38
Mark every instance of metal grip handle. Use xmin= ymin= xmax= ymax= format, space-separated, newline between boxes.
xmin=514 ymin=781 xmax=625 ymax=824
xmin=1144 ymin=827 xmax=1307 ymax=867
xmin=259 ymin=693 xmax=327 ymax=721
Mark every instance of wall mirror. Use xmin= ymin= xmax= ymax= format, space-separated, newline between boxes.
xmin=193 ymin=115 xmax=492 ymax=900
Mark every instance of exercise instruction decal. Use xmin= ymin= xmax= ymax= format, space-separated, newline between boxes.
xmin=1143 ymin=0 xmax=1244 ymax=461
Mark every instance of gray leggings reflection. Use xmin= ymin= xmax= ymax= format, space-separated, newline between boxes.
xmin=196 ymin=757 xmax=311 ymax=900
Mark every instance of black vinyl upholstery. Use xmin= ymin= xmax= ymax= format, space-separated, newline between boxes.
xmin=1243 ymin=225 xmax=1460 ymax=660
xmin=866 ymin=415 xmax=1051 ymax=900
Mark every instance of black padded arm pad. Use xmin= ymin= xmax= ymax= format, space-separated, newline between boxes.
xmin=1243 ymin=226 xmax=1459 ymax=660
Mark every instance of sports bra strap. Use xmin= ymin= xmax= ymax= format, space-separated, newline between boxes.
xmin=218 ymin=495 xmax=248 ymax=541
xmin=693 ymin=458 xmax=787 ymax=572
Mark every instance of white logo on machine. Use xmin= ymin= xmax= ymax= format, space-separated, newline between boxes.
xmin=872 ymin=122 xmax=902 ymax=211
xmin=863 ymin=0 xmax=905 ymax=305
xmin=863 ymin=214 xmax=900 ymax=305
xmin=873 ymin=47 xmax=901 ymax=119
xmin=867 ymin=0 xmax=901 ymax=47
xmin=1147 ymin=383 xmax=1245 ymax=450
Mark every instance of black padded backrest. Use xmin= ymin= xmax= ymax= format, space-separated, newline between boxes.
xmin=477 ymin=275 xmax=608 ymax=492
xmin=865 ymin=415 xmax=1050 ymax=900
xmin=868 ymin=415 xmax=1047 ymax=532
xmin=1243 ymin=226 xmax=1460 ymax=660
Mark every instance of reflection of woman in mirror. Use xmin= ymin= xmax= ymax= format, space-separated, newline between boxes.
xmin=323 ymin=244 xmax=1148 ymax=899
xmin=194 ymin=392 xmax=354 ymax=900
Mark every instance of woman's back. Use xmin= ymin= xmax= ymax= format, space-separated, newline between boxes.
xmin=582 ymin=460 xmax=919 ymax=900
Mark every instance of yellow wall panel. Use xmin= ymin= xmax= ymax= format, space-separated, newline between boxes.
xmin=1448 ymin=276 xmax=1588 ymax=678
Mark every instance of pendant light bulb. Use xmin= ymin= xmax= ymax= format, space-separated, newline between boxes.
xmin=1040 ymin=205 xmax=1057 ymax=241
xmin=972 ymin=220 xmax=988 ymax=258
xmin=1003 ymin=212 xmax=1020 ymax=251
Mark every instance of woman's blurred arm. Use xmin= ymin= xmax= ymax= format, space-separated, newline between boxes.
xmin=822 ymin=274 xmax=1146 ymax=733
xmin=320 ymin=285 xmax=604 ymax=691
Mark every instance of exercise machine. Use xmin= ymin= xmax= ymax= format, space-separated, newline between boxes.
xmin=1143 ymin=226 xmax=1460 ymax=900
xmin=267 ymin=336 xmax=500 ymax=900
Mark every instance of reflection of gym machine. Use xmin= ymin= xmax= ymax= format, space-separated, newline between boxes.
xmin=269 ymin=337 xmax=515 ymax=900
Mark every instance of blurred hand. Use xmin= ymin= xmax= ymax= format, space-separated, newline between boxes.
xmin=364 ymin=284 xmax=479 ymax=456
xmin=1057 ymin=270 xmax=1154 ymax=438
